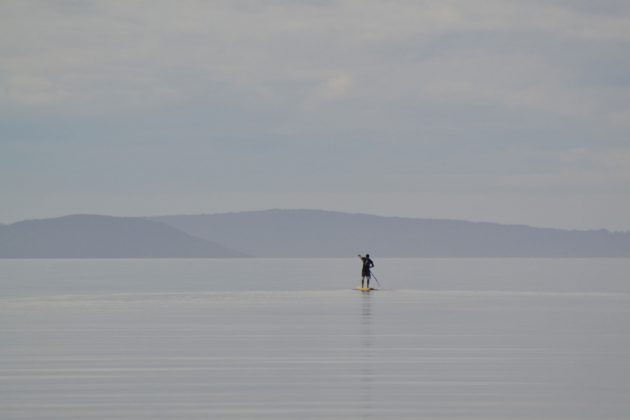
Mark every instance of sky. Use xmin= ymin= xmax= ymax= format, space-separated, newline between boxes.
xmin=1 ymin=0 xmax=630 ymax=230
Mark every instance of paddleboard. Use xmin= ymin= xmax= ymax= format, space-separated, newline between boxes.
xmin=354 ymin=287 xmax=375 ymax=292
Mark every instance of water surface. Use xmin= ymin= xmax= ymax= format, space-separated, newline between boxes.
xmin=1 ymin=259 xmax=629 ymax=419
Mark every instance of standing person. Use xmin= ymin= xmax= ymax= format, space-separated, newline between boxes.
xmin=358 ymin=254 xmax=374 ymax=289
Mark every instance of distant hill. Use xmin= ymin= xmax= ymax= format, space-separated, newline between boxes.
xmin=2 ymin=210 xmax=629 ymax=258
xmin=154 ymin=209 xmax=630 ymax=257
xmin=0 ymin=215 xmax=245 ymax=258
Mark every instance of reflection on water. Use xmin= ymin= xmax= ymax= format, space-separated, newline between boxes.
xmin=361 ymin=293 xmax=373 ymax=417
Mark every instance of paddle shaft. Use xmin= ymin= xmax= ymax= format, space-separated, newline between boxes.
xmin=370 ymin=271 xmax=382 ymax=287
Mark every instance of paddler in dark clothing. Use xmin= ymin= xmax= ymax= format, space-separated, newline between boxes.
xmin=358 ymin=254 xmax=374 ymax=288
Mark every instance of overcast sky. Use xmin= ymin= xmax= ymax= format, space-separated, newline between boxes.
xmin=2 ymin=0 xmax=630 ymax=230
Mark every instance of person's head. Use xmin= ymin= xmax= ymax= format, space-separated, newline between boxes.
xmin=366 ymin=254 xmax=370 ymax=258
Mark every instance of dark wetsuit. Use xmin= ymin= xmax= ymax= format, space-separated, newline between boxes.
xmin=361 ymin=257 xmax=373 ymax=277
xmin=360 ymin=256 xmax=374 ymax=287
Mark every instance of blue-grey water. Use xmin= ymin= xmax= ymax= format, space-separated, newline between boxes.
xmin=1 ymin=259 xmax=629 ymax=419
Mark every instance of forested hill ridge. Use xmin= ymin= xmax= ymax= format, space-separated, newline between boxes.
xmin=153 ymin=209 xmax=630 ymax=258
xmin=0 ymin=215 xmax=245 ymax=258
xmin=1 ymin=210 xmax=629 ymax=258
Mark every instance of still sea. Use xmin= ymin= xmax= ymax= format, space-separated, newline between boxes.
xmin=1 ymin=258 xmax=629 ymax=419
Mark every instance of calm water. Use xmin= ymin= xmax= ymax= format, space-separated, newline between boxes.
xmin=1 ymin=259 xmax=629 ymax=419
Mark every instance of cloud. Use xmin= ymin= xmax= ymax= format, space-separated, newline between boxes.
xmin=5 ymin=75 xmax=60 ymax=106
xmin=1 ymin=0 xmax=629 ymax=228
xmin=2 ymin=0 xmax=629 ymax=118
xmin=309 ymin=72 xmax=355 ymax=103
xmin=1 ymin=0 xmax=627 ymax=145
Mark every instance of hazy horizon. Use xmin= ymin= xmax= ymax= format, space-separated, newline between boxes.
xmin=4 ymin=210 xmax=630 ymax=258
xmin=2 ymin=207 xmax=629 ymax=232
xmin=2 ymin=1 xmax=630 ymax=230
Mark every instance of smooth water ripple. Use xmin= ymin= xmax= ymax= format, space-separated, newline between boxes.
xmin=1 ymin=259 xmax=630 ymax=419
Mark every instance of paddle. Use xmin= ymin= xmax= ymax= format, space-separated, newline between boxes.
xmin=370 ymin=271 xmax=383 ymax=288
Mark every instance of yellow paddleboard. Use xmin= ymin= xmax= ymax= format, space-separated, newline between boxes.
xmin=354 ymin=287 xmax=375 ymax=292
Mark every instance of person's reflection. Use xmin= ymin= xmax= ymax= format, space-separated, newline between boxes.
xmin=360 ymin=293 xmax=373 ymax=416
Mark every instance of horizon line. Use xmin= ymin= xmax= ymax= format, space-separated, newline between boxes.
xmin=2 ymin=208 xmax=627 ymax=234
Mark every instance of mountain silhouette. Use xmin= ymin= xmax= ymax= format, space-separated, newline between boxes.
xmin=2 ymin=210 xmax=629 ymax=258
xmin=0 ymin=214 xmax=245 ymax=258
xmin=154 ymin=209 xmax=630 ymax=257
